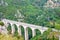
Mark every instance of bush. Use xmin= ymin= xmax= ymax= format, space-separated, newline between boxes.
xmin=0 ymin=34 xmax=24 ymax=40
xmin=0 ymin=21 xmax=4 ymax=26
xmin=55 ymin=23 xmax=60 ymax=30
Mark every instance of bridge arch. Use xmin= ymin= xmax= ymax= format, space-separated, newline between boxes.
xmin=19 ymin=25 xmax=25 ymax=37
xmin=26 ymin=27 xmax=32 ymax=40
xmin=12 ymin=24 xmax=18 ymax=36
xmin=35 ymin=29 xmax=41 ymax=36
xmin=7 ymin=23 xmax=11 ymax=34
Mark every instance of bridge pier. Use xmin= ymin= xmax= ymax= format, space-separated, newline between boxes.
xmin=24 ymin=28 xmax=28 ymax=40
xmin=11 ymin=24 xmax=15 ymax=35
xmin=59 ymin=36 xmax=60 ymax=40
xmin=17 ymin=25 xmax=22 ymax=36
xmin=32 ymin=29 xmax=36 ymax=37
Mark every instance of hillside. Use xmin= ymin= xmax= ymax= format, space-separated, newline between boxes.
xmin=0 ymin=0 xmax=60 ymax=30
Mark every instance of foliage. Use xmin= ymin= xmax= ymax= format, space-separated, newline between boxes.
xmin=0 ymin=0 xmax=60 ymax=40
xmin=43 ymin=28 xmax=52 ymax=35
xmin=55 ymin=23 xmax=60 ymax=30
xmin=0 ymin=21 xmax=4 ymax=26
xmin=0 ymin=34 xmax=24 ymax=40
xmin=31 ymin=30 xmax=59 ymax=40
xmin=0 ymin=0 xmax=60 ymax=30
xmin=14 ymin=24 xmax=18 ymax=36
xmin=7 ymin=23 xmax=11 ymax=34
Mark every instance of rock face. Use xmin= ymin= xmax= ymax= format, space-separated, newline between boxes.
xmin=47 ymin=31 xmax=60 ymax=40
xmin=44 ymin=0 xmax=60 ymax=8
xmin=0 ymin=25 xmax=8 ymax=34
xmin=0 ymin=0 xmax=8 ymax=6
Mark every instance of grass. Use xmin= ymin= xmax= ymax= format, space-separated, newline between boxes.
xmin=0 ymin=34 xmax=24 ymax=40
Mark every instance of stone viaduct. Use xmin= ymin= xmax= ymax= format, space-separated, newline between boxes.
xmin=1 ymin=19 xmax=59 ymax=40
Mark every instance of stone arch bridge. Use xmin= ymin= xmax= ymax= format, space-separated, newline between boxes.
xmin=2 ymin=19 xmax=49 ymax=40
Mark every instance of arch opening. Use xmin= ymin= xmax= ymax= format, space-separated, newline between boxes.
xmin=35 ymin=29 xmax=41 ymax=36
xmin=26 ymin=27 xmax=32 ymax=40
xmin=13 ymin=24 xmax=18 ymax=36
xmin=19 ymin=25 xmax=25 ymax=38
xmin=7 ymin=23 xmax=11 ymax=34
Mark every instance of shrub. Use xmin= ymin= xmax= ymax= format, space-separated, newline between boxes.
xmin=0 ymin=21 xmax=4 ymax=26
xmin=55 ymin=23 xmax=60 ymax=30
xmin=0 ymin=34 xmax=24 ymax=40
